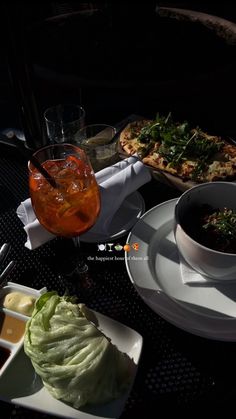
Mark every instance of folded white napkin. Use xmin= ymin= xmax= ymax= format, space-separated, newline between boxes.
xmin=17 ymin=157 xmax=151 ymax=249
xmin=179 ymin=255 xmax=214 ymax=285
xmin=17 ymin=200 xmax=55 ymax=250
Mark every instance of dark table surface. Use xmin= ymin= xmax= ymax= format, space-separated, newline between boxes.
xmin=0 ymin=141 xmax=236 ymax=418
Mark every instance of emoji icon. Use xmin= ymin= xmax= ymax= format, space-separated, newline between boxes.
xmin=114 ymin=244 xmax=123 ymax=251
xmin=107 ymin=243 xmax=114 ymax=252
xmin=97 ymin=244 xmax=106 ymax=251
xmin=123 ymin=244 xmax=131 ymax=252
xmin=132 ymin=243 xmax=139 ymax=251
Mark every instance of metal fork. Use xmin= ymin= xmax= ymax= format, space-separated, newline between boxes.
xmin=0 ymin=260 xmax=16 ymax=288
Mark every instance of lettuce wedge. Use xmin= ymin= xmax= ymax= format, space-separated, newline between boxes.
xmin=24 ymin=292 xmax=134 ymax=408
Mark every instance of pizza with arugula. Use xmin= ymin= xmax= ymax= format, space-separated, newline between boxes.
xmin=119 ymin=114 xmax=236 ymax=183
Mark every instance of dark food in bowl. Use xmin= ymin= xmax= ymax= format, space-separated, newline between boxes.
xmin=181 ymin=205 xmax=236 ymax=254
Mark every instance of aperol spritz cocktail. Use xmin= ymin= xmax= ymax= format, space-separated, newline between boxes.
xmin=29 ymin=144 xmax=100 ymax=238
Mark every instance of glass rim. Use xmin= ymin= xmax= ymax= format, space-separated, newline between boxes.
xmin=28 ymin=143 xmax=88 ymax=174
xmin=33 ymin=142 xmax=84 ymax=155
xmin=43 ymin=104 xmax=85 ymax=124
xmin=78 ymin=123 xmax=116 ymax=133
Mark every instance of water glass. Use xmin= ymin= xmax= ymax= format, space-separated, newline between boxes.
xmin=44 ymin=104 xmax=85 ymax=144
xmin=77 ymin=124 xmax=119 ymax=172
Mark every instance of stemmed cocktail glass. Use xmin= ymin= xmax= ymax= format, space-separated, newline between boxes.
xmin=28 ymin=143 xmax=100 ymax=283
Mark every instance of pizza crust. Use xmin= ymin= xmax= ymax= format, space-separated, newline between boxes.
xmin=119 ymin=120 xmax=152 ymax=156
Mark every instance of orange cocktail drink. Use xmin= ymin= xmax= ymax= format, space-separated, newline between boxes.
xmin=29 ymin=145 xmax=100 ymax=238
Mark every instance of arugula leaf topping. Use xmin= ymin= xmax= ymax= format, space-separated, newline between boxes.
xmin=203 ymin=208 xmax=236 ymax=241
xmin=137 ymin=113 xmax=224 ymax=180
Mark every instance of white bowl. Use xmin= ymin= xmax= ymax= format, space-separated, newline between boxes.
xmin=174 ymin=182 xmax=236 ymax=281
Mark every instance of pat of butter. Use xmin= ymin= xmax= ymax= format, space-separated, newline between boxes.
xmin=3 ymin=292 xmax=36 ymax=316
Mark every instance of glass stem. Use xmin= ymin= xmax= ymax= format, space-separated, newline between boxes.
xmin=72 ymin=236 xmax=88 ymax=274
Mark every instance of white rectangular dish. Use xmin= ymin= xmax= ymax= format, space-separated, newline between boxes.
xmin=0 ymin=285 xmax=143 ymax=419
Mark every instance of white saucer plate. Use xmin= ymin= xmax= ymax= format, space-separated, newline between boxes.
xmin=125 ymin=198 xmax=236 ymax=341
xmin=0 ymin=310 xmax=143 ymax=419
xmin=81 ymin=191 xmax=145 ymax=243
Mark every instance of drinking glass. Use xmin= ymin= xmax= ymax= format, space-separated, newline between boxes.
xmin=77 ymin=124 xmax=119 ymax=172
xmin=28 ymin=143 xmax=100 ymax=275
xmin=44 ymin=104 xmax=86 ymax=144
